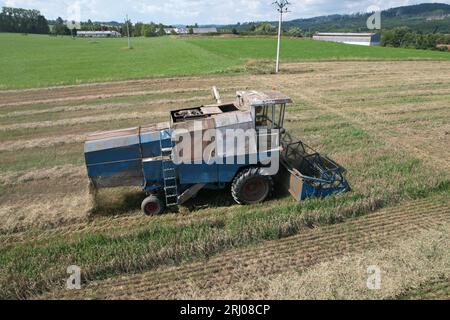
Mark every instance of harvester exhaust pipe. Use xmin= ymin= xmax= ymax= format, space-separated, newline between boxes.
xmin=212 ymin=86 xmax=222 ymax=104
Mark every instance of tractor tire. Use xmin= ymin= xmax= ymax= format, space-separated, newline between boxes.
xmin=141 ymin=194 xmax=165 ymax=216
xmin=231 ymin=168 xmax=273 ymax=205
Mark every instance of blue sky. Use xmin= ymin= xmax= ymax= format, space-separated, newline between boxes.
xmin=1 ymin=0 xmax=449 ymax=24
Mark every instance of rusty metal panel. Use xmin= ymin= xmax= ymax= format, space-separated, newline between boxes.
xmin=278 ymin=164 xmax=303 ymax=201
xmin=237 ymin=90 xmax=292 ymax=108
xmin=201 ymin=106 xmax=223 ymax=115
xmin=214 ymin=112 xmax=239 ymax=127
xmin=86 ymin=127 xmax=139 ymax=142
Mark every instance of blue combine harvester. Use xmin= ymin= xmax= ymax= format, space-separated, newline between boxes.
xmin=84 ymin=89 xmax=350 ymax=215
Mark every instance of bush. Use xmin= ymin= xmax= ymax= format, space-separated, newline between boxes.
xmin=382 ymin=27 xmax=450 ymax=50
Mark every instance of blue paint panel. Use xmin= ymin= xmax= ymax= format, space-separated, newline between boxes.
xmin=87 ymin=159 xmax=142 ymax=177
xmin=178 ymin=163 xmax=218 ymax=184
xmin=300 ymin=183 xmax=318 ymax=200
xmin=85 ymin=139 xmax=167 ymax=166
xmin=141 ymin=141 xmax=161 ymax=158
xmin=218 ymin=163 xmax=242 ymax=182
xmin=85 ymin=144 xmax=141 ymax=165
xmin=300 ymin=178 xmax=351 ymax=201
xmin=143 ymin=160 xmax=163 ymax=183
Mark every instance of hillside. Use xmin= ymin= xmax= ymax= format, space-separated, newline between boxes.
xmin=220 ymin=3 xmax=450 ymax=34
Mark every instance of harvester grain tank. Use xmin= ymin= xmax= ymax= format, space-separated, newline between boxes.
xmin=84 ymin=89 xmax=350 ymax=215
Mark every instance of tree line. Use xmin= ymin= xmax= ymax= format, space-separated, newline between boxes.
xmin=222 ymin=22 xmax=311 ymax=38
xmin=382 ymin=27 xmax=450 ymax=51
xmin=0 ymin=7 xmax=49 ymax=34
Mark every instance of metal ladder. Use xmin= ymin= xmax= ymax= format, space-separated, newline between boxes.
xmin=159 ymin=130 xmax=179 ymax=207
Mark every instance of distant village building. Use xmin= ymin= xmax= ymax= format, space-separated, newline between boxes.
xmin=162 ymin=27 xmax=217 ymax=35
xmin=164 ymin=28 xmax=174 ymax=35
xmin=313 ymin=33 xmax=381 ymax=46
xmin=193 ymin=27 xmax=218 ymax=34
xmin=77 ymin=31 xmax=122 ymax=38
xmin=164 ymin=27 xmax=189 ymax=35
xmin=176 ymin=28 xmax=189 ymax=35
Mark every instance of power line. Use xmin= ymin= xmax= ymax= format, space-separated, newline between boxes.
xmin=273 ymin=0 xmax=290 ymax=73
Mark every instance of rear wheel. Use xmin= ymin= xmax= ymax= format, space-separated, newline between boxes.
xmin=231 ymin=168 xmax=273 ymax=205
xmin=141 ymin=194 xmax=165 ymax=216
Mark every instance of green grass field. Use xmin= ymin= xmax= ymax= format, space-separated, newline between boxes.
xmin=0 ymin=33 xmax=449 ymax=89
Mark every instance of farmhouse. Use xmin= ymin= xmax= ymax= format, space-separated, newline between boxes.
xmin=163 ymin=27 xmax=217 ymax=35
xmin=193 ymin=27 xmax=218 ymax=34
xmin=164 ymin=27 xmax=189 ymax=35
xmin=77 ymin=31 xmax=122 ymax=38
xmin=313 ymin=32 xmax=381 ymax=46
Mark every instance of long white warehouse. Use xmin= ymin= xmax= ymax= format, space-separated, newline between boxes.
xmin=313 ymin=33 xmax=381 ymax=46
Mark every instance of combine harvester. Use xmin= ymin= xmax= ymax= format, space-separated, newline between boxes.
xmin=84 ymin=88 xmax=350 ymax=215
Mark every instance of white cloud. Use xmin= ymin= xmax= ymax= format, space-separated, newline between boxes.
xmin=0 ymin=0 xmax=448 ymax=24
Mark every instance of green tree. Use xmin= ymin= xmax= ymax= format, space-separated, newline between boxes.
xmin=54 ymin=17 xmax=69 ymax=35
xmin=157 ymin=24 xmax=165 ymax=36
xmin=288 ymin=27 xmax=303 ymax=37
xmin=134 ymin=22 xmax=143 ymax=37
xmin=141 ymin=23 xmax=156 ymax=37
xmin=0 ymin=7 xmax=49 ymax=34
xmin=254 ymin=22 xmax=276 ymax=34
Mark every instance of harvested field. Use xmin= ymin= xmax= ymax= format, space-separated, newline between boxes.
xmin=0 ymin=60 xmax=449 ymax=299
xmin=41 ymin=196 xmax=450 ymax=299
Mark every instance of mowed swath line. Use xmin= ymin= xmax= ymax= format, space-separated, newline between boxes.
xmin=336 ymin=89 xmax=450 ymax=106
xmin=0 ymin=96 xmax=217 ymax=120
xmin=293 ymin=87 xmax=450 ymax=170
xmin=324 ymin=88 xmax=450 ymax=166
xmin=0 ymin=134 xmax=86 ymax=152
xmin=400 ymin=278 xmax=450 ymax=300
xmin=4 ymin=62 xmax=446 ymax=132
xmin=0 ymin=81 xmax=249 ymax=107
xmin=0 ymin=111 xmax=170 ymax=131
xmin=0 ymin=164 xmax=85 ymax=186
xmin=1 ymin=60 xmax=447 ymax=107
xmin=43 ymin=196 xmax=450 ymax=299
xmin=0 ymin=95 xmax=222 ymax=144
xmin=0 ymin=192 xmax=91 ymax=234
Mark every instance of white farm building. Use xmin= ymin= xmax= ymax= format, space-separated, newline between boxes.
xmin=77 ymin=31 xmax=122 ymax=38
xmin=313 ymin=33 xmax=381 ymax=46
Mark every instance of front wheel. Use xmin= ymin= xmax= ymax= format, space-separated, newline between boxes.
xmin=141 ymin=194 xmax=165 ymax=216
xmin=231 ymin=168 xmax=273 ymax=205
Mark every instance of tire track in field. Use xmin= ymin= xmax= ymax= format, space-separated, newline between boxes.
xmin=43 ymin=196 xmax=450 ymax=299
